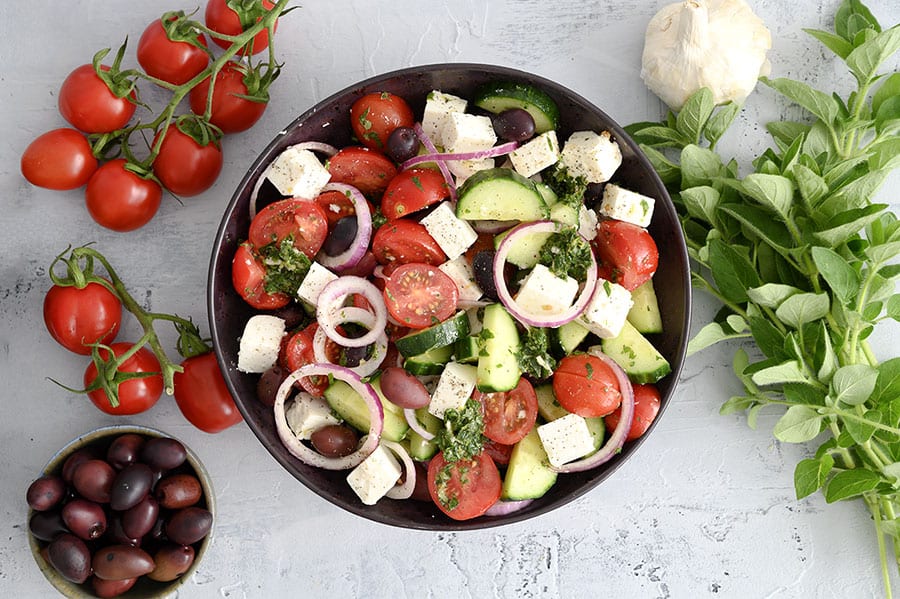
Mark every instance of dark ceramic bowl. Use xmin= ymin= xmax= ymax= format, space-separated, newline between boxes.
xmin=208 ymin=63 xmax=690 ymax=530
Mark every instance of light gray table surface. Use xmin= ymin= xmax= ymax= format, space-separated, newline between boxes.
xmin=2 ymin=1 xmax=899 ymax=597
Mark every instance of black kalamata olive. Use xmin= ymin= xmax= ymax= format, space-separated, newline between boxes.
xmin=110 ymin=463 xmax=154 ymax=511
xmin=257 ymin=364 xmax=288 ymax=407
xmin=91 ymin=545 xmax=155 ymax=581
xmin=26 ymin=475 xmax=66 ymax=512
xmin=140 ymin=438 xmax=186 ymax=471
xmin=310 ymin=425 xmax=359 ymax=458
xmin=492 ymin=108 xmax=536 ymax=142
xmin=386 ymin=126 xmax=419 ymax=163
xmin=472 ymin=250 xmax=501 ymax=300
xmin=106 ymin=434 xmax=146 ymax=470
xmin=47 ymin=533 xmax=92 ymax=584
xmin=322 ymin=216 xmax=358 ymax=256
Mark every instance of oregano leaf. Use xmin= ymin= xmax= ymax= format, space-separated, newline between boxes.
xmin=832 ymin=364 xmax=879 ymax=406
xmin=795 ymin=455 xmax=835 ymax=499
xmin=773 ymin=405 xmax=823 ymax=442
xmin=824 ymin=469 xmax=881 ymax=503
xmin=811 ymin=246 xmax=860 ymax=304
xmin=774 ymin=292 xmax=830 ymax=328
xmin=675 ymin=87 xmax=715 ymax=144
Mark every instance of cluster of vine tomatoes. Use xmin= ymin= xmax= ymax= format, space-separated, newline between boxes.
xmin=20 ymin=0 xmax=284 ymax=232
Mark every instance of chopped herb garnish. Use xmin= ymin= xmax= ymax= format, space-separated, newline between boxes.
xmin=538 ymin=228 xmax=593 ymax=280
xmin=259 ymin=237 xmax=312 ymax=296
xmin=435 ymin=399 xmax=485 ymax=463
xmin=515 ymin=326 xmax=557 ymax=380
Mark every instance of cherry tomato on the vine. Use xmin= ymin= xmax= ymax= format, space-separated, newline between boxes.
xmin=350 ymin=92 xmax=414 ymax=151
xmin=85 ymin=159 xmax=162 ymax=232
xmin=58 ymin=64 xmax=136 ymax=134
xmin=189 ymin=61 xmax=267 ymax=133
xmin=84 ymin=343 xmax=163 ymax=416
xmin=21 ymin=128 xmax=98 ymax=190
xmin=205 ymin=0 xmax=277 ymax=55
xmin=153 ymin=125 xmax=223 ymax=197
xmin=137 ymin=18 xmax=210 ymax=86
xmin=43 ymin=282 xmax=122 ymax=355
xmin=173 ymin=352 xmax=242 ymax=433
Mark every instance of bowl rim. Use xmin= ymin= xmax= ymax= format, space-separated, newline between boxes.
xmin=208 ymin=61 xmax=692 ymax=530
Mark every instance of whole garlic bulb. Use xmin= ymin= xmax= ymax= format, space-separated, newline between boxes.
xmin=640 ymin=0 xmax=772 ymax=110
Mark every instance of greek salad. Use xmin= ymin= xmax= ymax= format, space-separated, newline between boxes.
xmin=231 ymin=81 xmax=671 ymax=520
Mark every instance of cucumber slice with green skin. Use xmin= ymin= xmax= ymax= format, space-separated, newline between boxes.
xmin=501 ymin=426 xmax=557 ymax=501
xmin=585 ymin=416 xmax=606 ymax=451
xmin=404 ymin=344 xmax=454 ymax=376
xmin=323 ymin=379 xmax=409 ymax=442
xmin=453 ymin=335 xmax=480 ymax=364
xmin=407 ymin=408 xmax=441 ymax=461
xmin=472 ymin=81 xmax=561 ymax=134
xmin=535 ymin=383 xmax=568 ymax=421
xmin=535 ymin=182 xmax=558 ymax=207
xmin=549 ymin=202 xmax=578 ymax=227
xmin=492 ymin=228 xmax=553 ymax=269
xmin=627 ymin=280 xmax=664 ymax=334
xmin=549 ymin=320 xmax=590 ymax=358
xmin=395 ymin=311 xmax=469 ymax=358
xmin=476 ymin=303 xmax=522 ymax=392
xmin=456 ymin=168 xmax=549 ymax=222
xmin=599 ymin=320 xmax=671 ymax=384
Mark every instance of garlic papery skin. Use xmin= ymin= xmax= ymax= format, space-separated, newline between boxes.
xmin=640 ymin=0 xmax=772 ymax=111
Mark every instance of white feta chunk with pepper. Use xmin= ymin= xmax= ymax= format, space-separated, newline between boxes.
xmin=346 ymin=444 xmax=402 ymax=505
xmin=237 ymin=315 xmax=286 ymax=373
xmin=286 ymin=393 xmax=340 ymax=440
xmin=578 ymin=205 xmax=599 ymax=241
xmin=428 ymin=362 xmax=478 ymax=418
xmin=296 ymin=261 xmax=338 ymax=306
xmin=579 ymin=278 xmax=633 ymax=339
xmin=266 ymin=147 xmax=332 ymax=198
xmin=514 ymin=263 xmax=579 ymax=317
xmin=509 ymin=130 xmax=560 ymax=178
xmin=537 ymin=413 xmax=596 ymax=467
xmin=443 ymin=112 xmax=498 ymax=153
xmin=599 ymin=183 xmax=656 ymax=228
xmin=559 ymin=130 xmax=622 ymax=184
xmin=420 ymin=201 xmax=478 ymax=260
xmin=421 ymin=91 xmax=468 ymax=147
xmin=438 ymin=256 xmax=483 ymax=302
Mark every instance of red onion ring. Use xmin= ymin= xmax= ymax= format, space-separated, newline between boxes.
xmin=273 ymin=364 xmax=383 ymax=470
xmin=315 ymin=183 xmax=372 ymax=271
xmin=552 ymin=349 xmax=634 ymax=473
xmin=483 ymin=498 xmax=534 ymax=517
xmin=249 ymin=141 xmax=339 ymax=219
xmin=403 ymin=408 xmax=435 ymax=441
xmin=316 ymin=276 xmax=387 ymax=348
xmin=382 ymin=440 xmax=416 ymax=500
xmin=493 ymin=220 xmax=598 ymax=327
xmin=312 ymin=307 xmax=388 ymax=377
xmin=413 ymin=122 xmax=457 ymax=202
xmin=400 ymin=141 xmax=518 ymax=170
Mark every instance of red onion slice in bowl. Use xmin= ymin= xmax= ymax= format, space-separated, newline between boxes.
xmin=400 ymin=141 xmax=518 ymax=170
xmin=382 ymin=440 xmax=416 ymax=500
xmin=316 ymin=276 xmax=387 ymax=348
xmin=413 ymin=122 xmax=457 ymax=202
xmin=312 ymin=307 xmax=388 ymax=378
xmin=315 ymin=183 xmax=373 ymax=272
xmin=403 ymin=408 xmax=435 ymax=441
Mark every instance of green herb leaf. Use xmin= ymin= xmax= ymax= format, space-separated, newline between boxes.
xmin=773 ymin=405 xmax=823 ymax=442
xmin=824 ymin=469 xmax=881 ymax=503
xmin=740 ymin=173 xmax=795 ymax=220
xmin=747 ymin=283 xmax=802 ymax=309
xmin=680 ymin=144 xmax=723 ymax=188
xmin=708 ymin=239 xmax=760 ymax=303
xmin=872 ymin=72 xmax=900 ymax=115
xmin=718 ymin=204 xmax=794 ymax=252
xmin=675 ymin=87 xmax=715 ymax=144
xmin=832 ymin=364 xmax=878 ymax=405
xmin=804 ymin=28 xmax=854 ymax=58
xmin=704 ymin=103 xmax=741 ymax=147
xmin=845 ymin=24 xmax=900 ymax=84
xmin=761 ymin=77 xmax=840 ymax=125
xmin=752 ymin=360 xmax=811 ymax=387
xmin=811 ymin=246 xmax=860 ymax=304
xmin=795 ymin=455 xmax=835 ymax=499
xmin=774 ymin=292 xmax=830 ymax=329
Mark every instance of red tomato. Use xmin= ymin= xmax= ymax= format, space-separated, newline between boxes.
xmin=483 ymin=439 xmax=514 ymax=466
xmin=137 ymin=19 xmax=209 ymax=85
xmin=592 ymin=219 xmax=659 ymax=291
xmin=58 ymin=64 xmax=136 ymax=133
xmin=153 ymin=125 xmax=223 ymax=196
xmin=21 ymin=128 xmax=98 ymax=190
xmin=315 ymin=189 xmax=368 ymax=227
xmin=43 ymin=282 xmax=122 ymax=355
xmin=190 ymin=62 xmax=266 ymax=133
xmin=327 ymin=146 xmax=398 ymax=197
xmin=249 ymin=198 xmax=329 ymax=257
xmin=427 ymin=451 xmax=502 ymax=520
xmin=350 ymin=91 xmax=414 ymax=151
xmin=205 ymin=0 xmax=277 ymax=55
xmin=279 ymin=324 xmax=328 ymax=396
xmin=475 ymin=378 xmax=538 ymax=445
xmin=371 ymin=219 xmax=446 ymax=266
xmin=173 ymin=351 xmax=242 ymax=433
xmin=84 ymin=343 xmax=163 ymax=416
xmin=552 ymin=354 xmax=622 ymax=418
xmin=231 ymin=242 xmax=290 ymax=309
xmin=84 ymin=159 xmax=162 ymax=232
xmin=381 ymin=168 xmax=449 ymax=219
xmin=383 ymin=263 xmax=458 ymax=329
xmin=605 ymin=383 xmax=661 ymax=441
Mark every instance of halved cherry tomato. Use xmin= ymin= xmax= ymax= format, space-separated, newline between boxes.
xmin=279 ymin=323 xmax=328 ymax=396
xmin=205 ymin=0 xmax=277 ymax=55
xmin=383 ymin=263 xmax=458 ymax=329
xmin=315 ymin=190 xmax=368 ymax=226
xmin=249 ymin=198 xmax=329 ymax=258
xmin=475 ymin=378 xmax=538 ymax=445
xmin=350 ymin=92 xmax=414 ymax=151
xmin=427 ymin=451 xmax=502 ymax=521
xmin=552 ymin=354 xmax=622 ymax=418
xmin=136 ymin=18 xmax=209 ymax=86
xmin=483 ymin=439 xmax=514 ymax=466
xmin=58 ymin=64 xmax=136 ymax=133
xmin=152 ymin=124 xmax=223 ymax=197
xmin=327 ymin=146 xmax=398 ymax=197
xmin=173 ymin=352 xmax=242 ymax=433
xmin=84 ymin=159 xmax=162 ymax=232
xmin=231 ymin=242 xmax=290 ymax=310
xmin=592 ymin=219 xmax=659 ymax=291
xmin=605 ymin=383 xmax=661 ymax=441
xmin=381 ymin=168 xmax=449 ymax=219
xmin=21 ymin=128 xmax=98 ymax=190
xmin=43 ymin=281 xmax=122 ymax=355
xmin=371 ymin=219 xmax=446 ymax=266
xmin=84 ymin=343 xmax=163 ymax=416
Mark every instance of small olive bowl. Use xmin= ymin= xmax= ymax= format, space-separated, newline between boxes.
xmin=208 ymin=63 xmax=691 ymax=530
xmin=27 ymin=425 xmax=215 ymax=598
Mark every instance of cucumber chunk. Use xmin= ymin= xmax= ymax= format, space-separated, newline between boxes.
xmin=395 ymin=311 xmax=469 ymax=358
xmin=493 ymin=228 xmax=553 ymax=269
xmin=627 ymin=280 xmax=663 ymax=334
xmin=456 ymin=168 xmax=549 ymax=222
xmin=476 ymin=303 xmax=522 ymax=392
xmin=549 ymin=320 xmax=590 ymax=358
xmin=472 ymin=81 xmax=561 ymax=134
xmin=404 ymin=344 xmax=454 ymax=376
xmin=501 ymin=426 xmax=557 ymax=500
xmin=453 ymin=335 xmax=480 ymax=364
xmin=407 ymin=408 xmax=441 ymax=461
xmin=599 ymin=320 xmax=671 ymax=384
xmin=323 ymin=379 xmax=409 ymax=442
xmin=535 ymin=383 xmax=568 ymax=421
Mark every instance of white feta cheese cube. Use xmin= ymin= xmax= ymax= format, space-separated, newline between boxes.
xmin=599 ymin=183 xmax=656 ymax=228
xmin=559 ymin=130 xmax=622 ymax=184
xmin=443 ymin=112 xmax=497 ymax=153
xmin=537 ymin=413 xmax=596 ymax=467
xmin=346 ymin=444 xmax=402 ymax=506
xmin=428 ymin=362 xmax=478 ymax=418
xmin=266 ymin=147 xmax=332 ymax=198
xmin=296 ymin=261 xmax=338 ymax=306
xmin=286 ymin=393 xmax=340 ymax=440
xmin=446 ymin=156 xmax=494 ymax=183
xmin=514 ymin=263 xmax=579 ymax=317
xmin=237 ymin=315 xmax=286 ymax=373
xmin=421 ymin=91 xmax=468 ymax=147
xmin=439 ymin=257 xmax=483 ymax=302
xmin=578 ymin=205 xmax=598 ymax=241
xmin=420 ymin=201 xmax=478 ymax=260
xmin=509 ymin=130 xmax=560 ymax=178
xmin=579 ymin=278 xmax=633 ymax=339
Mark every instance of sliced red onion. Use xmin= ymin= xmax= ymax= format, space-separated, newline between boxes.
xmin=483 ymin=498 xmax=534 ymax=517
xmin=552 ymin=349 xmax=635 ymax=473
xmin=403 ymin=408 xmax=435 ymax=441
xmin=400 ymin=141 xmax=518 ymax=170
xmin=312 ymin=308 xmax=388 ymax=378
xmin=382 ymin=440 xmax=416 ymax=500
xmin=493 ymin=220 xmax=597 ymax=327
xmin=413 ymin=122 xmax=457 ymax=202
xmin=249 ymin=141 xmax=339 ymax=219
xmin=315 ymin=183 xmax=372 ymax=271
xmin=273 ymin=364 xmax=383 ymax=470
xmin=316 ymin=276 xmax=387 ymax=348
